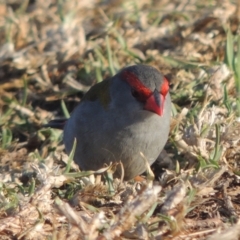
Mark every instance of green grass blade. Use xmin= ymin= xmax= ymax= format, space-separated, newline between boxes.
xmin=106 ymin=35 xmax=116 ymax=76
xmin=226 ymin=29 xmax=234 ymax=70
xmin=63 ymin=138 xmax=77 ymax=174
xmin=61 ymin=100 xmax=70 ymax=118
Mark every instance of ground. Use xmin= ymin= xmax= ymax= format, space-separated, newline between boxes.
xmin=0 ymin=0 xmax=240 ymax=239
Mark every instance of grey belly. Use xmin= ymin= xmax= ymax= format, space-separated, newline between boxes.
xmin=64 ymin=113 xmax=167 ymax=180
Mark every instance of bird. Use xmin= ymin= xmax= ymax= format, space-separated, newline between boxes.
xmin=49 ymin=64 xmax=171 ymax=180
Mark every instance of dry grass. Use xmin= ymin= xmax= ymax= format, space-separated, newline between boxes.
xmin=1 ymin=0 xmax=240 ymax=239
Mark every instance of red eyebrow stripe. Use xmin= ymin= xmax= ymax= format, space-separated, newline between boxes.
xmin=121 ymin=70 xmax=152 ymax=98
xmin=160 ymin=77 xmax=169 ymax=96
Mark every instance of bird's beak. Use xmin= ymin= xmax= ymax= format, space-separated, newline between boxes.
xmin=144 ymin=89 xmax=165 ymax=116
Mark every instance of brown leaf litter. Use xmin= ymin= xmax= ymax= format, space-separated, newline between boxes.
xmin=1 ymin=0 xmax=240 ymax=239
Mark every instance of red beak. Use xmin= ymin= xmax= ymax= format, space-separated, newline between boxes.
xmin=144 ymin=89 xmax=165 ymax=116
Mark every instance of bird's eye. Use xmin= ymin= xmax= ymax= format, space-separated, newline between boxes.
xmin=131 ymin=89 xmax=145 ymax=102
xmin=132 ymin=89 xmax=140 ymax=98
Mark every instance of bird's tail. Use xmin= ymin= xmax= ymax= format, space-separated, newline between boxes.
xmin=43 ymin=118 xmax=67 ymax=130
